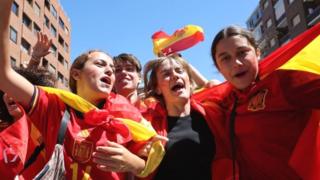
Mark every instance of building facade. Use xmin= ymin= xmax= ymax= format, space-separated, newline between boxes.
xmin=9 ymin=0 xmax=71 ymax=89
xmin=247 ymin=0 xmax=320 ymax=57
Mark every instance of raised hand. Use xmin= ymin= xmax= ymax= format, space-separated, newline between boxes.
xmin=29 ymin=32 xmax=52 ymax=68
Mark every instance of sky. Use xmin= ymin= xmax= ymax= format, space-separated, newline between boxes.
xmin=60 ymin=0 xmax=259 ymax=81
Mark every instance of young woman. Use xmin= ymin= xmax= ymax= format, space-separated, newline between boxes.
xmin=113 ymin=53 xmax=143 ymax=106
xmin=142 ymin=55 xmax=222 ymax=179
xmin=0 ymin=1 xmax=156 ymax=179
xmin=210 ymin=25 xmax=320 ymax=179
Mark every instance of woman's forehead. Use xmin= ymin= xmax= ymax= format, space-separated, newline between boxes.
xmin=160 ymin=59 xmax=183 ymax=69
xmin=89 ymin=52 xmax=112 ymax=61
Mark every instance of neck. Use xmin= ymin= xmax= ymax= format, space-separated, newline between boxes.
xmin=120 ymin=90 xmax=139 ymax=105
xmin=165 ymin=99 xmax=191 ymax=117
xmin=77 ymin=91 xmax=105 ymax=107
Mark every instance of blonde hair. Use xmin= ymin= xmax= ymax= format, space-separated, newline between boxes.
xmin=143 ymin=54 xmax=195 ymax=102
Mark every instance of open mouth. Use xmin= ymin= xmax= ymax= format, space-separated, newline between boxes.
xmin=100 ymin=76 xmax=111 ymax=85
xmin=8 ymin=101 xmax=16 ymax=106
xmin=171 ymin=82 xmax=185 ymax=92
xmin=234 ymin=70 xmax=247 ymax=78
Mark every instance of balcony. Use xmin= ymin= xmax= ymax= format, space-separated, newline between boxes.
xmin=307 ymin=5 xmax=320 ymax=26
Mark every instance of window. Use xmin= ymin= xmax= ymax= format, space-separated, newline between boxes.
xmin=44 ymin=15 xmax=50 ymax=28
xmin=50 ymin=25 xmax=57 ymax=37
xmin=10 ymin=26 xmax=17 ymax=43
xmin=65 ymin=27 xmax=69 ymax=35
xmin=64 ymin=78 xmax=69 ymax=87
xmin=292 ymin=14 xmax=301 ymax=27
xmin=288 ymin=0 xmax=295 ymax=4
xmin=58 ymin=72 xmax=64 ymax=83
xmin=26 ymin=0 xmax=32 ymax=5
xmin=64 ymin=60 xmax=69 ymax=69
xmin=42 ymin=58 xmax=48 ymax=68
xmin=49 ymin=64 xmax=56 ymax=75
xmin=266 ymin=18 xmax=273 ymax=28
xmin=253 ymin=23 xmax=263 ymax=41
xmin=274 ymin=0 xmax=285 ymax=20
xmin=59 ymin=17 xmax=65 ymax=30
xmin=50 ymin=44 xmax=57 ymax=57
xmin=58 ymin=53 xmax=64 ymax=64
xmin=270 ymin=38 xmax=276 ymax=47
xmin=58 ymin=35 xmax=64 ymax=46
xmin=22 ymin=13 xmax=32 ymax=29
xmin=34 ymin=2 xmax=40 ymax=16
xmin=50 ymin=5 xmax=57 ymax=19
xmin=33 ymin=23 xmax=41 ymax=35
xmin=10 ymin=57 xmax=17 ymax=67
xmin=64 ymin=43 xmax=69 ymax=53
xmin=45 ymin=0 xmax=50 ymax=10
xmin=21 ymin=38 xmax=31 ymax=54
xmin=263 ymin=0 xmax=269 ymax=9
xmin=11 ymin=1 xmax=19 ymax=16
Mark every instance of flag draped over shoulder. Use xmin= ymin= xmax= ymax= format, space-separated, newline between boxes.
xmin=39 ymin=87 xmax=165 ymax=177
xmin=193 ymin=22 xmax=320 ymax=180
xmin=152 ymin=25 xmax=204 ymax=56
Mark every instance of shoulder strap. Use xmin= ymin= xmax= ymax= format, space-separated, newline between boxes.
xmin=22 ymin=105 xmax=70 ymax=172
xmin=57 ymin=106 xmax=70 ymax=145
xmin=229 ymin=96 xmax=238 ymax=180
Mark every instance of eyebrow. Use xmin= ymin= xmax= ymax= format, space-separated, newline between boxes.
xmin=217 ymin=52 xmax=228 ymax=58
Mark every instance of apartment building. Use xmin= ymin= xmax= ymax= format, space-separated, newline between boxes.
xmin=247 ymin=0 xmax=320 ymax=57
xmin=9 ymin=0 xmax=71 ymax=89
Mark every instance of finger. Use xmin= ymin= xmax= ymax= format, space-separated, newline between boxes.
xmin=93 ymin=158 xmax=118 ymax=169
xmin=43 ymin=33 xmax=48 ymax=44
xmin=96 ymin=145 xmax=122 ymax=155
xmin=152 ymin=135 xmax=168 ymax=142
xmin=44 ymin=51 xmax=51 ymax=56
xmin=105 ymin=140 xmax=123 ymax=147
xmin=96 ymin=164 xmax=122 ymax=172
xmin=37 ymin=32 xmax=41 ymax=42
xmin=41 ymin=32 xmax=45 ymax=43
xmin=46 ymin=39 xmax=53 ymax=49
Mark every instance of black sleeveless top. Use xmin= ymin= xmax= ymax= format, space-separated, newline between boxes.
xmin=154 ymin=110 xmax=215 ymax=180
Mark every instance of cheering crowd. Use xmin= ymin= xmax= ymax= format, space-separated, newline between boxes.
xmin=0 ymin=0 xmax=320 ymax=179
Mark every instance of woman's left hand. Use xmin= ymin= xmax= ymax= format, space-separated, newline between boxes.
xmin=92 ymin=140 xmax=145 ymax=175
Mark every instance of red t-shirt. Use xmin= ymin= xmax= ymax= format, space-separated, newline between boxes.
xmin=218 ymin=70 xmax=320 ymax=179
xmin=28 ymin=88 xmax=142 ymax=180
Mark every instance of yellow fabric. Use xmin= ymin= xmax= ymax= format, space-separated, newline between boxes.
xmin=137 ymin=141 xmax=165 ymax=177
xmin=40 ymin=86 xmax=96 ymax=113
xmin=153 ymin=25 xmax=203 ymax=55
xmin=278 ymin=36 xmax=320 ymax=75
xmin=39 ymin=86 xmax=165 ymax=177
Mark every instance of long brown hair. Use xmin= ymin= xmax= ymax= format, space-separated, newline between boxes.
xmin=69 ymin=49 xmax=111 ymax=93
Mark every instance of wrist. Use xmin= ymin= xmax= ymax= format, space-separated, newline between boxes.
xmin=131 ymin=156 xmax=146 ymax=175
xmin=31 ymin=54 xmax=41 ymax=61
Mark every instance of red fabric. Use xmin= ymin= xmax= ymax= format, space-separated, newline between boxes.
xmin=193 ymin=23 xmax=320 ymax=179
xmin=0 ymin=113 xmax=29 ymax=178
xmin=151 ymin=31 xmax=169 ymax=40
xmin=160 ymin=31 xmax=204 ymax=56
xmin=84 ymin=110 xmax=132 ymax=144
xmin=0 ymin=110 xmax=47 ymax=179
xmin=289 ymin=109 xmax=320 ymax=180
xmin=28 ymin=88 xmax=143 ymax=180
xmin=259 ymin=22 xmax=320 ymax=77
xmin=205 ymin=70 xmax=320 ymax=179
xmin=152 ymin=27 xmax=204 ymax=56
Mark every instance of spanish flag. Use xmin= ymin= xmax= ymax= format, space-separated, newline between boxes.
xmin=39 ymin=87 xmax=165 ymax=178
xmin=194 ymin=22 xmax=320 ymax=180
xmin=152 ymin=25 xmax=204 ymax=56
